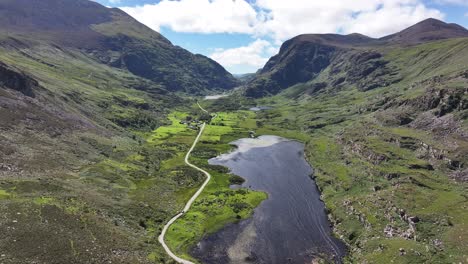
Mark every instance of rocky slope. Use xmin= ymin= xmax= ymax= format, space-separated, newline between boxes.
xmin=0 ymin=62 xmax=38 ymax=97
xmin=0 ymin=0 xmax=239 ymax=93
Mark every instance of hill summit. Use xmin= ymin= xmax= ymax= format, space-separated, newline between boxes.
xmin=382 ymin=18 xmax=468 ymax=44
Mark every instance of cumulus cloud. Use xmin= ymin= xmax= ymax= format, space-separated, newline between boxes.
xmin=121 ymin=0 xmax=444 ymax=40
xmin=121 ymin=0 xmax=257 ymax=33
xmin=254 ymin=0 xmax=443 ymax=40
xmin=119 ymin=0 xmax=445 ymax=73
xmin=342 ymin=1 xmax=444 ymax=37
xmin=209 ymin=39 xmax=276 ymax=70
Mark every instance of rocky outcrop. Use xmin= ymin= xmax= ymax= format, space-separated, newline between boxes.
xmin=331 ymin=51 xmax=401 ymax=91
xmin=343 ymin=139 xmax=389 ymax=165
xmin=402 ymin=86 xmax=468 ymax=116
xmin=450 ymin=169 xmax=468 ymax=182
xmin=0 ymin=61 xmax=38 ymax=97
xmin=245 ymin=40 xmax=337 ymax=97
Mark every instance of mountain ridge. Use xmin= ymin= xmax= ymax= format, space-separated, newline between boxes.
xmin=382 ymin=18 xmax=468 ymax=44
xmin=275 ymin=18 xmax=468 ymax=48
xmin=245 ymin=18 xmax=468 ymax=97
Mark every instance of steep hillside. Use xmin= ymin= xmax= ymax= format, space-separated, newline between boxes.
xmin=227 ymin=22 xmax=468 ymax=263
xmin=0 ymin=42 xmax=200 ymax=263
xmin=0 ymin=0 xmax=239 ymax=93
xmin=245 ymin=18 xmax=468 ymax=97
xmin=0 ymin=0 xmax=236 ymax=263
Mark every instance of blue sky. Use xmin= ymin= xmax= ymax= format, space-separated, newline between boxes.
xmin=94 ymin=0 xmax=468 ymax=74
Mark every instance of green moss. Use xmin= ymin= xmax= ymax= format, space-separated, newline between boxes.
xmin=33 ymin=197 xmax=56 ymax=205
xmin=148 ymin=112 xmax=191 ymax=142
xmin=0 ymin=189 xmax=11 ymax=199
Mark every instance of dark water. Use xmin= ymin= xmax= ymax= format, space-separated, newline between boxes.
xmin=191 ymin=136 xmax=347 ymax=264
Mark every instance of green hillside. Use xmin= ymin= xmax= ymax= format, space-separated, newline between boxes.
xmin=0 ymin=0 xmax=240 ymax=262
xmin=0 ymin=0 xmax=239 ymax=93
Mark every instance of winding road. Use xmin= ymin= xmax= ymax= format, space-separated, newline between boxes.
xmin=158 ymin=102 xmax=213 ymax=264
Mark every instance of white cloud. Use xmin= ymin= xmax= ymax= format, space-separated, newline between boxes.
xmin=121 ymin=0 xmax=257 ymax=33
xmin=254 ymin=0 xmax=444 ymax=40
xmin=108 ymin=0 xmax=121 ymax=4
xmin=119 ymin=0 xmax=445 ymax=72
xmin=343 ymin=1 xmax=444 ymax=36
xmin=209 ymin=39 xmax=275 ymax=71
xmin=121 ymin=0 xmax=444 ymax=41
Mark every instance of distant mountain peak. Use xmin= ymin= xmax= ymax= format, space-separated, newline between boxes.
xmin=381 ymin=18 xmax=468 ymax=44
xmin=275 ymin=18 xmax=468 ymax=51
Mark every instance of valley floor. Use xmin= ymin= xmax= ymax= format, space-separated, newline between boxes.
xmin=111 ymin=93 xmax=468 ymax=264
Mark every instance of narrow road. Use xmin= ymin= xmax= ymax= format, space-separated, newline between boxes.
xmin=197 ymin=101 xmax=209 ymax=114
xmin=158 ymin=103 xmax=213 ymax=264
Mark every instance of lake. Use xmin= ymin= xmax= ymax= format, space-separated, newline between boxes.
xmin=204 ymin=94 xmax=228 ymax=100
xmin=191 ymin=135 xmax=347 ymax=264
xmin=249 ymin=106 xmax=272 ymax=111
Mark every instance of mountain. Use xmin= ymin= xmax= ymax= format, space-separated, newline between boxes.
xmin=382 ymin=18 xmax=468 ymax=44
xmin=245 ymin=18 xmax=468 ymax=97
xmin=0 ymin=0 xmax=239 ymax=93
